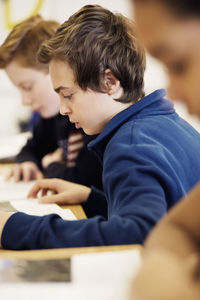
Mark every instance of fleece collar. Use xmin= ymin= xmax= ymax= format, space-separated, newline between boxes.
xmin=88 ymin=89 xmax=174 ymax=159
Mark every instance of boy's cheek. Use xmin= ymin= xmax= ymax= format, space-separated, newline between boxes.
xmin=132 ymin=250 xmax=200 ymax=300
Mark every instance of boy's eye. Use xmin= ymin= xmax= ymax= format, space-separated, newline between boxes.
xmin=167 ymin=60 xmax=189 ymax=76
xmin=21 ymin=84 xmax=33 ymax=91
xmin=63 ymin=94 xmax=73 ymax=99
xmin=19 ymin=82 xmax=33 ymax=92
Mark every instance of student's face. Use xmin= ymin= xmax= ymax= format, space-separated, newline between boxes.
xmin=5 ymin=59 xmax=60 ymax=118
xmin=49 ymin=59 xmax=120 ymax=135
xmin=133 ymin=1 xmax=200 ymax=116
xmin=132 ymin=251 xmax=200 ymax=300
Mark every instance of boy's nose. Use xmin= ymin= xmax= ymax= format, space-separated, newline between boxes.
xmin=60 ymin=101 xmax=71 ymax=116
xmin=21 ymin=94 xmax=32 ymax=106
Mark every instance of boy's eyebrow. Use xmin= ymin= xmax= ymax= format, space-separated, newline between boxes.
xmin=19 ymin=81 xmax=31 ymax=86
xmin=54 ymin=86 xmax=69 ymax=93
xmin=148 ymin=44 xmax=172 ymax=59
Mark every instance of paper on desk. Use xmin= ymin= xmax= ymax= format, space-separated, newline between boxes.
xmin=0 ymin=176 xmax=77 ymax=220
xmin=0 ymin=199 xmax=77 ymax=220
xmin=71 ymin=248 xmax=142 ymax=284
xmin=0 ymin=282 xmax=126 ymax=300
xmin=12 ymin=200 xmax=77 ymax=220
xmin=0 ymin=176 xmax=35 ymax=202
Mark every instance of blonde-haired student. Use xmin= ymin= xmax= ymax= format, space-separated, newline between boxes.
xmin=0 ymin=14 xmax=103 ymax=217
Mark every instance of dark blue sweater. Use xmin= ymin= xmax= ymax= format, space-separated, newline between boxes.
xmin=2 ymin=89 xmax=200 ymax=249
xmin=16 ymin=114 xmax=104 ymax=218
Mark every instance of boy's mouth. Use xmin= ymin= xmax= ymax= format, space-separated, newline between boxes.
xmin=75 ymin=122 xmax=81 ymax=129
xmin=33 ymin=107 xmax=41 ymax=113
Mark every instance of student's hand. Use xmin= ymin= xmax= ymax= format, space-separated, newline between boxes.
xmin=41 ymin=148 xmax=63 ymax=169
xmin=27 ymin=178 xmax=91 ymax=205
xmin=6 ymin=162 xmax=43 ymax=182
xmin=0 ymin=211 xmax=14 ymax=248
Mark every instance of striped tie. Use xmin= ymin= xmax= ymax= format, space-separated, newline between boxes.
xmin=66 ymin=131 xmax=84 ymax=167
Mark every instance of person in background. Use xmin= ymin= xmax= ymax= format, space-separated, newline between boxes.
xmin=0 ymin=4 xmax=199 ymax=250
xmin=130 ymin=0 xmax=200 ymax=299
xmin=0 ymin=15 xmax=103 ymax=218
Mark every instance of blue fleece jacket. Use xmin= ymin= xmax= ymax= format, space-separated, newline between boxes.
xmin=2 ymin=89 xmax=200 ymax=249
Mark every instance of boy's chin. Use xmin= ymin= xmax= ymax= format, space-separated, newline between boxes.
xmin=41 ymin=110 xmax=59 ymax=118
xmin=84 ymin=128 xmax=100 ymax=135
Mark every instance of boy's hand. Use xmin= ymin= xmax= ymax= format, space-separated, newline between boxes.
xmin=41 ymin=148 xmax=63 ymax=169
xmin=27 ymin=178 xmax=91 ymax=205
xmin=6 ymin=162 xmax=43 ymax=182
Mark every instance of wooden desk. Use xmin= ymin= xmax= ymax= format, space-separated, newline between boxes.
xmin=0 ymin=164 xmax=142 ymax=258
xmin=0 ymin=244 xmax=142 ymax=259
xmin=0 ymin=162 xmax=13 ymax=175
xmin=62 ymin=204 xmax=86 ymax=219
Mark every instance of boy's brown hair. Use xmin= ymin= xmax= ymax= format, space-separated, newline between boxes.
xmin=38 ymin=5 xmax=146 ymax=103
xmin=0 ymin=15 xmax=60 ymax=73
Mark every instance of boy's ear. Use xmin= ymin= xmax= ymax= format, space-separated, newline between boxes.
xmin=104 ymin=69 xmax=120 ymax=95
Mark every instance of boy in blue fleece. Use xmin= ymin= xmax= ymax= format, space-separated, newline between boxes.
xmin=1 ymin=4 xmax=200 ymax=250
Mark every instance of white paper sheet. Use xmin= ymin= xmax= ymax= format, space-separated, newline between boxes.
xmin=0 ymin=282 xmax=127 ymax=300
xmin=0 ymin=176 xmax=35 ymax=202
xmin=71 ymin=249 xmax=142 ymax=284
xmin=10 ymin=200 xmax=77 ymax=220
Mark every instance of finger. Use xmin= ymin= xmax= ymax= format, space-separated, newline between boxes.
xmin=41 ymin=157 xmax=47 ymax=169
xmin=38 ymin=192 xmax=69 ymax=204
xmin=27 ymin=179 xmax=57 ymax=198
xmin=27 ymin=180 xmax=44 ymax=198
xmin=35 ymin=171 xmax=44 ymax=180
xmin=41 ymin=188 xmax=48 ymax=197
xmin=41 ymin=155 xmax=51 ymax=169
xmin=30 ymin=168 xmax=43 ymax=180
xmin=23 ymin=168 xmax=32 ymax=182
xmin=13 ymin=166 xmax=22 ymax=182
xmin=5 ymin=169 xmax=14 ymax=181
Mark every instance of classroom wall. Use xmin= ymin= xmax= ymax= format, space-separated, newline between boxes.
xmin=0 ymin=0 xmax=199 ymax=137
